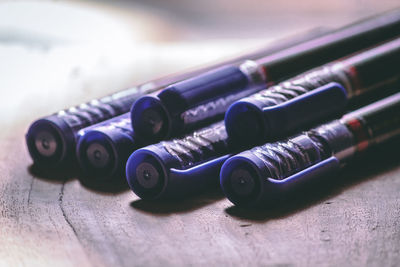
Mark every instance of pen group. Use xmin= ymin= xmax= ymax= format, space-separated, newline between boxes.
xmin=26 ymin=9 xmax=400 ymax=207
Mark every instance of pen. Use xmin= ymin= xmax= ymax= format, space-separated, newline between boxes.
xmin=220 ymin=92 xmax=400 ymax=207
xmin=131 ymin=9 xmax=400 ymax=143
xmin=225 ymin=37 xmax=400 ymax=144
xmin=126 ymin=121 xmax=235 ymax=199
xmin=25 ymin=27 xmax=326 ymax=168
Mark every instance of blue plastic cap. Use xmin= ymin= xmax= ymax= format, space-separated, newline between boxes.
xmin=220 ymin=152 xmax=267 ymax=206
xmin=131 ymin=95 xmax=170 ymax=142
xmin=225 ymin=100 xmax=265 ymax=145
xmin=226 ymin=82 xmax=348 ymax=144
xmin=159 ymin=65 xmax=250 ymax=110
xmin=220 ymin=152 xmax=341 ymax=207
xmin=76 ymin=129 xmax=136 ymax=182
xmin=126 ymin=145 xmax=230 ymax=199
xmin=126 ymin=146 xmax=174 ymax=199
xmin=76 ymin=113 xmax=137 ymax=181
xmin=26 ymin=115 xmax=75 ymax=166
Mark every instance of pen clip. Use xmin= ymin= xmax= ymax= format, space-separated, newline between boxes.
xmin=167 ymin=155 xmax=231 ymax=195
xmin=263 ymin=82 xmax=348 ymax=137
xmin=170 ymin=154 xmax=230 ymax=181
xmin=267 ymin=156 xmax=341 ymax=187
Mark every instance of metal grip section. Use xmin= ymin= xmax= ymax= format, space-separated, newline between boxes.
xmin=248 ymin=120 xmax=354 ymax=180
xmin=56 ymin=85 xmax=156 ymax=133
xmin=249 ymin=134 xmax=324 ymax=180
xmin=158 ymin=121 xmax=230 ymax=169
xmin=246 ymin=64 xmax=351 ymax=107
xmin=79 ymin=113 xmax=134 ymax=139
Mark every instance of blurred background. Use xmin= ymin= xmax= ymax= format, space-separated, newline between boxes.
xmin=0 ymin=0 xmax=398 ymax=126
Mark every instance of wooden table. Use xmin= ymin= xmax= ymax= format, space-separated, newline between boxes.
xmin=1 ymin=1 xmax=399 ymax=266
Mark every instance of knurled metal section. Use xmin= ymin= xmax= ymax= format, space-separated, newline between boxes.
xmin=160 ymin=121 xmax=230 ymax=169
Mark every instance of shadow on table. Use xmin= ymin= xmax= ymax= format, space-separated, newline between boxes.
xmin=225 ymin=139 xmax=400 ymax=222
xmin=28 ymin=162 xmax=79 ymax=184
xmin=130 ymin=187 xmax=224 ymax=216
xmin=77 ymin=174 xmax=130 ymax=195
xmin=29 ymin=163 xmax=129 ymax=194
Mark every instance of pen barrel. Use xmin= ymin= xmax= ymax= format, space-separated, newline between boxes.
xmin=257 ymin=9 xmax=400 ymax=82
xmin=342 ymin=92 xmax=400 ymax=150
xmin=338 ymin=37 xmax=400 ymax=97
xmin=158 ymin=121 xmax=231 ymax=170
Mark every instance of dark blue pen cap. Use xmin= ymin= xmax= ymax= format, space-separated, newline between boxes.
xmin=225 ymin=82 xmax=348 ymax=144
xmin=158 ymin=65 xmax=250 ymax=109
xmin=131 ymin=95 xmax=171 ymax=142
xmin=220 ymin=152 xmax=267 ymax=207
xmin=126 ymin=145 xmax=229 ymax=199
xmin=26 ymin=115 xmax=75 ymax=166
xmin=77 ymin=127 xmax=136 ymax=182
xmin=132 ymin=65 xmax=252 ymax=141
xmin=221 ymin=152 xmax=342 ymax=207
xmin=126 ymin=145 xmax=176 ymax=199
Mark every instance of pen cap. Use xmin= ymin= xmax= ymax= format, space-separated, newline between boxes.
xmin=126 ymin=145 xmax=179 ymax=199
xmin=26 ymin=115 xmax=75 ymax=166
xmin=131 ymin=65 xmax=254 ymax=141
xmin=221 ymin=128 xmax=341 ymax=206
xmin=127 ymin=146 xmax=230 ymax=200
xmin=221 ymin=133 xmax=323 ymax=205
xmin=127 ymin=121 xmax=232 ymax=199
xmin=77 ymin=114 xmax=137 ymax=182
xmin=160 ymin=65 xmax=251 ymax=112
xmin=220 ymin=153 xmax=267 ymax=206
xmin=131 ymin=95 xmax=170 ymax=142
xmin=226 ymin=82 xmax=348 ymax=144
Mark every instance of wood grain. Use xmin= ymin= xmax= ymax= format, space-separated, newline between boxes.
xmin=1 ymin=121 xmax=400 ymax=266
xmin=1 ymin=1 xmax=400 ymax=266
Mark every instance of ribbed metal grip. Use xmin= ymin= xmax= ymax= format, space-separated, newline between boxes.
xmin=58 ymin=86 xmax=154 ymax=133
xmin=157 ymin=121 xmax=230 ymax=169
xmin=246 ymin=64 xmax=350 ymax=107
xmin=247 ymin=124 xmax=347 ymax=180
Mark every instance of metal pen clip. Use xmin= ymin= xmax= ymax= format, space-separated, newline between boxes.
xmin=267 ymin=156 xmax=341 ymax=186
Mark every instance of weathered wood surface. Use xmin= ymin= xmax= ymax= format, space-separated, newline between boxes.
xmin=2 ymin=118 xmax=400 ymax=266
xmin=1 ymin=1 xmax=400 ymax=266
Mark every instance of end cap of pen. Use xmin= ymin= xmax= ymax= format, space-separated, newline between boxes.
xmin=126 ymin=146 xmax=172 ymax=200
xmin=26 ymin=115 xmax=74 ymax=167
xmin=131 ymin=96 xmax=170 ymax=143
xmin=220 ymin=152 xmax=269 ymax=207
xmin=77 ymin=128 xmax=136 ymax=183
xmin=225 ymin=100 xmax=266 ymax=146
